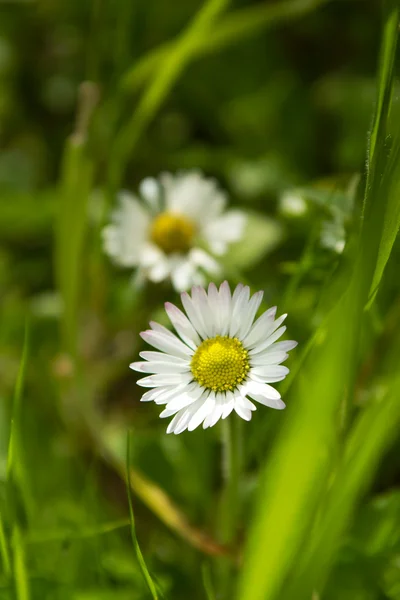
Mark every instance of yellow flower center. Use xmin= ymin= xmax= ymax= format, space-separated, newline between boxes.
xmin=150 ymin=212 xmax=195 ymax=255
xmin=191 ymin=336 xmax=250 ymax=392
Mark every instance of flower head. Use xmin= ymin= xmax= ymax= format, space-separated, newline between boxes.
xmin=130 ymin=282 xmax=297 ymax=434
xmin=103 ymin=171 xmax=246 ymax=291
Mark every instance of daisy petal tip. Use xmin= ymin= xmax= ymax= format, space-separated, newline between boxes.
xmin=219 ymin=280 xmax=230 ymax=294
xmin=164 ymin=301 xmax=176 ymax=315
xmin=136 ymin=378 xmax=148 ymax=388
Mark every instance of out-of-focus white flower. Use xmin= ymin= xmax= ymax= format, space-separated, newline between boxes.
xmin=279 ymin=190 xmax=308 ymax=217
xmin=130 ymin=282 xmax=297 ymax=434
xmin=102 ymin=171 xmax=246 ymax=291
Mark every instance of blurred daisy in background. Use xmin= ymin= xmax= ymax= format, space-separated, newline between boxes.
xmin=130 ymin=282 xmax=297 ymax=434
xmin=102 ymin=171 xmax=246 ymax=291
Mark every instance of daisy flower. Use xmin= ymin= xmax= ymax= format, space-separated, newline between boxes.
xmin=102 ymin=171 xmax=246 ymax=291
xmin=130 ymin=282 xmax=297 ymax=434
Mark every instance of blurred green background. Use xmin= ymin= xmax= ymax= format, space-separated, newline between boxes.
xmin=1 ymin=0 xmax=400 ymax=599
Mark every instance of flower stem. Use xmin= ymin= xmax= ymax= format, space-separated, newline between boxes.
xmin=217 ymin=415 xmax=243 ymax=597
xmin=221 ymin=415 xmax=242 ymax=544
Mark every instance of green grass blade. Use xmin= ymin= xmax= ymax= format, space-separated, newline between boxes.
xmin=12 ymin=527 xmax=29 ymax=600
xmin=365 ymin=0 xmax=399 ymax=177
xmin=282 ymin=373 xmax=400 ymax=600
xmin=121 ymin=0 xmax=329 ymax=93
xmin=54 ymin=85 xmax=97 ymax=357
xmin=6 ymin=325 xmax=30 ymax=599
xmin=0 ymin=511 xmax=11 ymax=578
xmin=126 ymin=431 xmax=160 ymax=600
xmin=108 ymin=0 xmax=231 ymax=195
xmin=237 ymin=4 xmax=400 ymax=599
xmin=7 ymin=322 xmax=29 ymax=482
xmin=362 ymin=0 xmax=400 ymax=302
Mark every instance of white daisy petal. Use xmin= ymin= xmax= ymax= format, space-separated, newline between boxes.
xmin=165 ymin=302 xmax=201 ymax=349
xmin=153 ymin=385 xmax=189 ymax=406
xmin=140 ymin=330 xmax=193 ymax=359
xmin=166 ymin=409 xmax=187 ymax=434
xmin=166 ymin=384 xmax=204 ymax=412
xmin=243 ymin=307 xmax=281 ymax=348
xmin=191 ymin=286 xmax=215 ymax=337
xmin=249 ymin=325 xmax=287 ymax=355
xmin=173 ymin=397 xmax=205 ymax=434
xmin=229 ymin=285 xmax=250 ymax=337
xmin=251 ymin=365 xmax=290 ymax=380
xmin=238 ymin=290 xmax=264 ymax=339
xmin=139 ymin=351 xmax=189 ymax=365
xmin=188 ymin=392 xmax=215 ymax=431
xmin=139 ymin=177 xmax=160 ymax=213
xmin=204 ymin=393 xmax=225 ymax=429
xmin=137 ymin=373 xmax=193 ymax=387
xmin=207 ymin=282 xmax=221 ymax=330
xmin=170 ymin=259 xmax=196 ymax=293
xmin=246 ymin=380 xmax=282 ymax=401
xmin=219 ymin=390 xmax=234 ymax=420
xmin=218 ymin=281 xmax=232 ymax=335
xmin=181 ymin=291 xmax=208 ymax=339
xmin=247 ymin=392 xmax=286 ymax=410
xmin=263 ymin=340 xmax=298 ymax=353
xmin=250 ymin=351 xmax=289 ymax=366
xmin=103 ymin=192 xmax=150 ymax=266
xmin=203 ymin=210 xmax=247 ymax=255
xmin=188 ymin=248 xmax=221 ymax=276
xmin=140 ymin=388 xmax=165 ymax=403
xmin=130 ymin=361 xmax=190 ymax=374
xmin=147 ymin=258 xmax=171 ymax=283
xmin=234 ymin=397 xmax=252 ymax=421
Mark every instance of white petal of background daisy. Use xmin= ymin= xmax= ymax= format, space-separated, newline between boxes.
xmin=130 ymin=282 xmax=297 ymax=434
xmin=102 ymin=171 xmax=246 ymax=291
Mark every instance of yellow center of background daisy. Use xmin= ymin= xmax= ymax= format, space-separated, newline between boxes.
xmin=191 ymin=336 xmax=250 ymax=392
xmin=150 ymin=212 xmax=195 ymax=254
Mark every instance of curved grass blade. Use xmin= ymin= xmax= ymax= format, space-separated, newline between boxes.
xmin=126 ymin=431 xmax=161 ymax=600
xmin=121 ymin=0 xmax=330 ymax=93
xmin=108 ymin=0 xmax=231 ymax=196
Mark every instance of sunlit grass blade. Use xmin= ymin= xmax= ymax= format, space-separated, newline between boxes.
xmin=121 ymin=0 xmax=330 ymax=93
xmin=237 ymin=4 xmax=400 ymax=600
xmin=238 ymin=298 xmax=361 ymax=600
xmin=12 ymin=527 xmax=29 ymax=600
xmin=282 ymin=372 xmax=400 ymax=600
xmin=108 ymin=0 xmax=231 ymax=195
xmin=126 ymin=431 xmax=160 ymax=600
